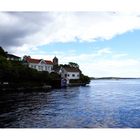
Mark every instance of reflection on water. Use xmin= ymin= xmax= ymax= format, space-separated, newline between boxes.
xmin=0 ymin=80 xmax=140 ymax=128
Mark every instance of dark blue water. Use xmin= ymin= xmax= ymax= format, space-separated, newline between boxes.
xmin=0 ymin=80 xmax=140 ymax=128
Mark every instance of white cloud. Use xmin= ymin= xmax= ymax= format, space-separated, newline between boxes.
xmin=1 ymin=12 xmax=140 ymax=56
xmin=113 ymin=53 xmax=128 ymax=58
xmin=97 ymin=48 xmax=112 ymax=55
xmin=41 ymin=12 xmax=140 ymax=44
xmin=78 ymin=58 xmax=140 ymax=78
xmin=83 ymin=59 xmax=140 ymax=77
xmin=51 ymin=48 xmax=140 ymax=77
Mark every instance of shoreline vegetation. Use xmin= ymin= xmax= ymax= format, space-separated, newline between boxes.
xmin=0 ymin=46 xmax=90 ymax=92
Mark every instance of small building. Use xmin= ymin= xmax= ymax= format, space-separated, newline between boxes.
xmin=24 ymin=56 xmax=53 ymax=73
xmin=7 ymin=54 xmax=21 ymax=61
xmin=59 ymin=66 xmax=80 ymax=84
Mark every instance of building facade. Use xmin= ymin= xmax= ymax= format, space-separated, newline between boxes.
xmin=59 ymin=66 xmax=80 ymax=84
xmin=24 ymin=57 xmax=53 ymax=73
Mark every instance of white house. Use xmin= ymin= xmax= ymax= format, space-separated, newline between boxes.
xmin=24 ymin=57 xmax=53 ymax=73
xmin=59 ymin=66 xmax=80 ymax=84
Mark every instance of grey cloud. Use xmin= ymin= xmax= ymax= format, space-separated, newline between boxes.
xmin=0 ymin=12 xmax=52 ymax=50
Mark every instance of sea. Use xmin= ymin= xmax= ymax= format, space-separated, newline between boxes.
xmin=0 ymin=79 xmax=140 ymax=128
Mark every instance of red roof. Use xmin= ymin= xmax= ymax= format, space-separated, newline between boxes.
xmin=26 ymin=57 xmax=53 ymax=65
xmin=45 ymin=60 xmax=53 ymax=65
xmin=26 ymin=58 xmax=40 ymax=63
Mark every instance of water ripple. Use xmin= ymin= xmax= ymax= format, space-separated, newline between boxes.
xmin=1 ymin=79 xmax=140 ymax=128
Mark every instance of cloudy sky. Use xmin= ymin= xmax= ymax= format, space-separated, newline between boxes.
xmin=1 ymin=12 xmax=140 ymax=77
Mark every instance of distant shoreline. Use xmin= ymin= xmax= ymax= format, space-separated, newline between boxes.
xmin=90 ymin=77 xmax=140 ymax=80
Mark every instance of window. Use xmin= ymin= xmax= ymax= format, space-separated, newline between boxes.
xmin=77 ymin=74 xmax=79 ymax=77
xmin=38 ymin=66 xmax=41 ymax=70
xmin=45 ymin=66 xmax=48 ymax=71
xmin=65 ymin=74 xmax=67 ymax=77
xmin=40 ymin=66 xmax=43 ymax=70
xmin=72 ymin=74 xmax=75 ymax=77
xmin=38 ymin=65 xmax=43 ymax=71
xmin=67 ymin=74 xmax=69 ymax=77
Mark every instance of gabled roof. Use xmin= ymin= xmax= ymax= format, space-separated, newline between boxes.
xmin=26 ymin=57 xmax=53 ymax=65
xmin=26 ymin=58 xmax=40 ymax=63
xmin=45 ymin=60 xmax=53 ymax=65
xmin=63 ymin=66 xmax=80 ymax=73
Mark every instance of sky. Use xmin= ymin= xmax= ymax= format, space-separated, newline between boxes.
xmin=1 ymin=12 xmax=140 ymax=77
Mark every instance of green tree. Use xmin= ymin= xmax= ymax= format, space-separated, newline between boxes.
xmin=0 ymin=46 xmax=7 ymax=57
xmin=80 ymin=74 xmax=90 ymax=84
xmin=49 ymin=72 xmax=61 ymax=88
xmin=49 ymin=72 xmax=61 ymax=80
xmin=68 ymin=62 xmax=79 ymax=68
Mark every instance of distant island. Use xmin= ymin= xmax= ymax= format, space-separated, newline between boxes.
xmin=90 ymin=77 xmax=140 ymax=80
